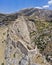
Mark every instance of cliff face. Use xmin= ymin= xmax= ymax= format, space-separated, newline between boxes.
xmin=0 ymin=8 xmax=52 ymax=65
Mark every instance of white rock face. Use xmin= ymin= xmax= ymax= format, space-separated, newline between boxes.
xmin=26 ymin=19 xmax=37 ymax=32
xmin=13 ymin=16 xmax=31 ymax=44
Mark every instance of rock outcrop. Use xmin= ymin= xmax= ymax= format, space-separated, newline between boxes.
xmin=0 ymin=8 xmax=52 ymax=65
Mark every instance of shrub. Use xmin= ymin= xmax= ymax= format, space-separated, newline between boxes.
xmin=1 ymin=63 xmax=4 ymax=65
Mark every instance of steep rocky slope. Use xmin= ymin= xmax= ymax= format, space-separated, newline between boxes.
xmin=0 ymin=8 xmax=52 ymax=65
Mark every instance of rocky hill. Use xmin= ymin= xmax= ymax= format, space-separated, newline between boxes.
xmin=0 ymin=8 xmax=52 ymax=25
xmin=0 ymin=8 xmax=52 ymax=65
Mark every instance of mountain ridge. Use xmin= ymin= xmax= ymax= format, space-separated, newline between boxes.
xmin=0 ymin=8 xmax=52 ymax=26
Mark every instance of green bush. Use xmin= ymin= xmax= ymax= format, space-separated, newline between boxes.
xmin=1 ymin=63 xmax=4 ymax=65
xmin=35 ymin=33 xmax=47 ymax=52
